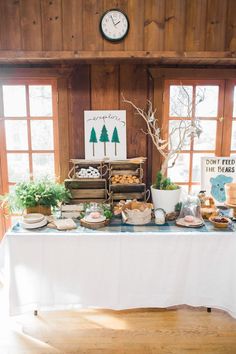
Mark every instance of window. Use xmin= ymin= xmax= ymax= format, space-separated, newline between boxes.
xmin=163 ymin=79 xmax=227 ymax=193
xmin=0 ymin=79 xmax=59 ymax=236
xmin=0 ymin=79 xmax=59 ymax=194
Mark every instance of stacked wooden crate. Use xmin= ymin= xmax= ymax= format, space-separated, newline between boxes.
xmin=108 ymin=160 xmax=147 ymax=204
xmin=64 ymin=159 xmax=108 ymax=204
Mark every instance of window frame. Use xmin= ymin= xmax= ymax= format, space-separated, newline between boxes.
xmin=0 ymin=78 xmax=61 ymax=237
xmin=0 ymin=78 xmax=60 ymax=194
xmin=149 ymin=68 xmax=236 ymax=188
xmin=163 ymin=79 xmax=225 ymax=192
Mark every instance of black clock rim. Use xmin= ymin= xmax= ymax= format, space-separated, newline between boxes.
xmin=99 ymin=8 xmax=130 ymax=42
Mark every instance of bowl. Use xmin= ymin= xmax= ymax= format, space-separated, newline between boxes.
xmin=209 ymin=216 xmax=231 ymax=229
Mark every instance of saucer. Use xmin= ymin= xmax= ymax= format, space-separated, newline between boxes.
xmin=21 ymin=217 xmax=47 ymax=229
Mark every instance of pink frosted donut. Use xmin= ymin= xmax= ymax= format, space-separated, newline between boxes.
xmin=184 ymin=215 xmax=194 ymax=223
xmin=90 ymin=212 xmax=101 ymax=219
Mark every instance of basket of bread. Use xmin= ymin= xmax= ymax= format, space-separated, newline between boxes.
xmin=114 ymin=200 xmax=153 ymax=225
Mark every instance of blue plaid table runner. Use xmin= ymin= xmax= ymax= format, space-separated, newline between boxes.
xmin=11 ymin=218 xmax=235 ymax=234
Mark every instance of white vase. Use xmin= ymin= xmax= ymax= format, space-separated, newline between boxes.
xmin=151 ymin=185 xmax=181 ymax=214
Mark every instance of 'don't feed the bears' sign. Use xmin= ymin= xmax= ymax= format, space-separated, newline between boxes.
xmin=201 ymin=157 xmax=236 ymax=205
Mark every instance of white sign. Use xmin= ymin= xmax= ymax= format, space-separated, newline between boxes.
xmin=84 ymin=110 xmax=127 ymax=160
xmin=201 ymin=156 xmax=236 ymax=204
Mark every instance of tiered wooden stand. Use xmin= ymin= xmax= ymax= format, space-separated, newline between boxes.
xmin=65 ymin=158 xmax=147 ymax=206
xmin=108 ymin=160 xmax=147 ymax=204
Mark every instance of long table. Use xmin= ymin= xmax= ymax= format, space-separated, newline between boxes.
xmin=0 ymin=221 xmax=236 ymax=317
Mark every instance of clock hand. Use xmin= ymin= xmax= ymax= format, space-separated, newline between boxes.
xmin=110 ymin=15 xmax=116 ymax=26
xmin=114 ymin=20 xmax=121 ymax=26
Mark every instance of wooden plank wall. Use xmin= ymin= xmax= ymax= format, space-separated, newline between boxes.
xmin=0 ymin=0 xmax=234 ymax=52
xmin=69 ymin=64 xmax=150 ymax=183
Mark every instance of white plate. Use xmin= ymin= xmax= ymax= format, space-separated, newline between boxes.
xmin=23 ymin=213 xmax=45 ymax=224
xmin=21 ymin=217 xmax=47 ymax=229
xmin=176 ymin=217 xmax=204 ymax=228
xmin=84 ymin=215 xmax=106 ymax=223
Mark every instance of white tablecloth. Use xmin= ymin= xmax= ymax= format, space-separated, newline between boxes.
xmin=1 ymin=230 xmax=236 ymax=317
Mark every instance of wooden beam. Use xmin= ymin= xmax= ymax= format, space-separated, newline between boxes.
xmin=0 ymin=50 xmax=235 ymax=62
xmin=0 ymin=67 xmax=72 ymax=78
xmin=149 ymin=67 xmax=236 ymax=79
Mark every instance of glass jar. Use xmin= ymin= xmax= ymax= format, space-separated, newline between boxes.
xmin=178 ymin=195 xmax=203 ymax=220
xmin=85 ymin=202 xmax=104 ymax=219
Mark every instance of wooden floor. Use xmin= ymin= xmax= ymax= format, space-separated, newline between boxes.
xmin=0 ymin=307 xmax=236 ymax=354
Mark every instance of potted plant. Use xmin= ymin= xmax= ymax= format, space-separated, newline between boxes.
xmin=151 ymin=171 xmax=181 ymax=214
xmin=1 ymin=178 xmax=71 ymax=215
xmin=122 ymin=90 xmax=203 ymax=214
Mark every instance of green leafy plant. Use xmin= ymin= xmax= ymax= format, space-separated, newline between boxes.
xmin=153 ymin=171 xmax=179 ymax=191
xmin=0 ymin=178 xmax=71 ymax=213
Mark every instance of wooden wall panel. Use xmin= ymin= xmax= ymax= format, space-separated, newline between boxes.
xmin=0 ymin=1 xmax=6 ymax=49
xmin=91 ymin=64 xmax=119 ymax=109
xmin=144 ymin=0 xmax=165 ymax=51
xmin=20 ymin=0 xmax=42 ymax=50
xmin=164 ymin=0 xmax=186 ymax=51
xmin=103 ymin=0 xmax=127 ymax=51
xmin=69 ymin=64 xmax=150 ymax=183
xmin=185 ymin=0 xmax=207 ymax=51
xmin=0 ymin=0 xmax=22 ymax=50
xmin=69 ymin=65 xmax=90 ymax=159
xmin=125 ymin=0 xmax=144 ymax=50
xmin=226 ymin=0 xmax=236 ymax=51
xmin=41 ymin=0 xmax=63 ymax=50
xmin=120 ymin=64 xmax=148 ymax=171
xmin=58 ymin=77 xmax=70 ymax=181
xmin=82 ymin=0 xmax=103 ymax=50
xmin=205 ymin=0 xmax=227 ymax=51
xmin=0 ymin=0 xmax=233 ymax=54
xmin=62 ymin=0 xmax=83 ymax=51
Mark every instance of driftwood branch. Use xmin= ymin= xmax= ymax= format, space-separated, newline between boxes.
xmin=122 ymin=89 xmax=203 ymax=176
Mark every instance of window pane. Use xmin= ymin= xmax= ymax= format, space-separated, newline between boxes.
xmin=190 ymin=184 xmax=201 ymax=195
xmin=32 ymin=153 xmax=55 ymax=179
xmin=231 ymin=121 xmax=236 ymax=150
xmin=29 ymin=85 xmax=53 ymax=117
xmin=180 ymin=185 xmax=189 ymax=195
xmin=31 ymin=120 xmax=54 ymax=150
xmin=169 ymin=85 xmax=193 ymax=117
xmin=192 ymin=153 xmax=214 ymax=182
xmin=195 ymin=86 xmax=219 ymax=117
xmin=5 ymin=120 xmax=28 ymax=150
xmin=233 ymin=87 xmax=236 ymax=118
xmin=168 ymin=153 xmax=190 ymax=182
xmin=193 ymin=121 xmax=217 ymax=150
xmin=3 ymin=85 xmax=26 ymax=117
xmin=7 ymin=153 xmax=30 ymax=182
xmin=168 ymin=120 xmax=191 ymax=150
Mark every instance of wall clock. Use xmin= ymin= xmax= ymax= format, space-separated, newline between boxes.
xmin=100 ymin=9 xmax=129 ymax=42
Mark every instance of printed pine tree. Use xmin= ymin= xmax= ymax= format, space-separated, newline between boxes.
xmin=111 ymin=127 xmax=120 ymax=156
xmin=99 ymin=124 xmax=109 ymax=156
xmin=89 ymin=127 xmax=98 ymax=157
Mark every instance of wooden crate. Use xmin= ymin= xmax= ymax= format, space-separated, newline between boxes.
xmin=68 ymin=159 xmax=107 ymax=179
xmin=108 ymin=160 xmax=146 ymax=204
xmin=65 ymin=178 xmax=108 ymax=204
xmin=108 ymin=161 xmax=143 ymax=181
xmin=111 ymin=192 xmax=146 ymax=201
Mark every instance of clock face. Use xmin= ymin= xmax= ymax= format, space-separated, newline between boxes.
xmin=100 ymin=9 xmax=129 ymax=42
